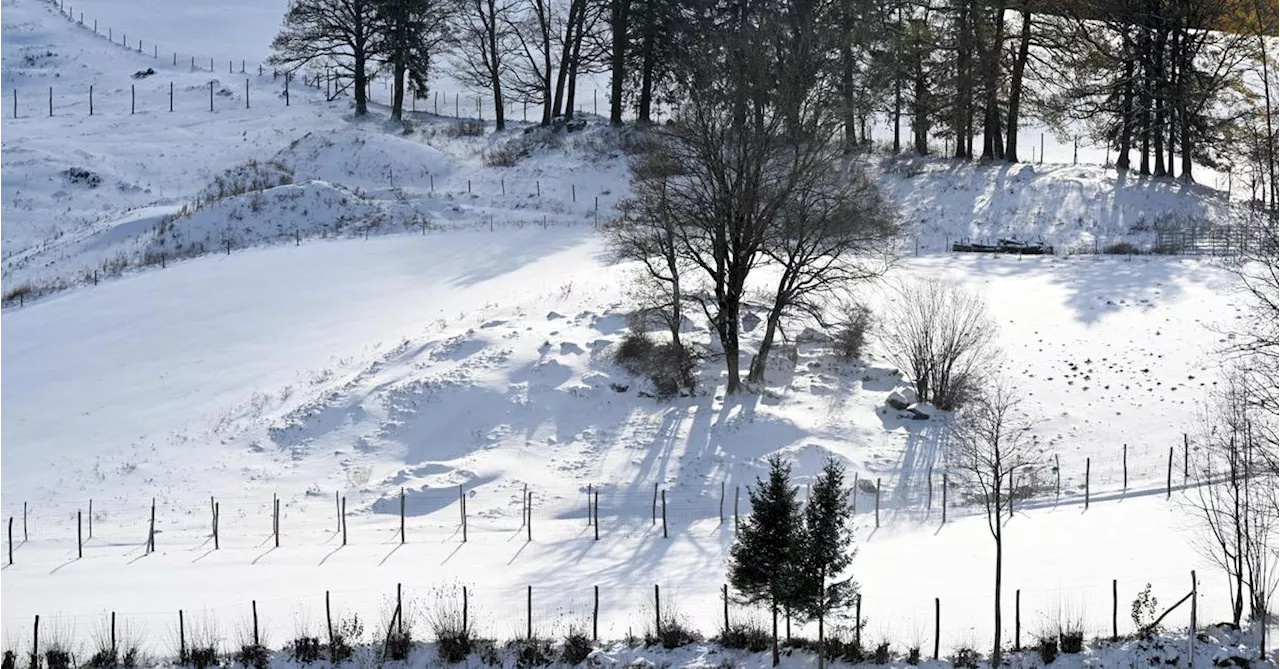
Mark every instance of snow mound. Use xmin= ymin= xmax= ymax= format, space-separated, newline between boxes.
xmin=274 ymin=127 xmax=455 ymax=191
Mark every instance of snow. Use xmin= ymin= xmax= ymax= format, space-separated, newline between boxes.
xmin=2 ymin=0 xmax=1275 ymax=666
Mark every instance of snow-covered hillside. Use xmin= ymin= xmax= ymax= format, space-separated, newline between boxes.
xmin=1 ymin=0 xmax=1274 ymax=666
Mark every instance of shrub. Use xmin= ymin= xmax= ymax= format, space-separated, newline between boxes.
xmin=1059 ymin=619 xmax=1085 ymax=654
xmin=289 ymin=637 xmax=321 ymax=664
xmin=482 ymin=141 xmax=524 ymax=167
xmin=3 ymin=284 xmax=34 ymax=307
xmin=476 ymin=640 xmax=500 ymax=666
xmin=832 ymin=302 xmax=874 ymax=361
xmin=506 ymin=637 xmax=554 ymax=668
xmin=2 ymin=651 xmax=14 ymax=669
xmin=560 ymin=628 xmax=592 ymax=665
xmin=1131 ymin=583 xmax=1161 ymax=637
xmin=1104 ymin=241 xmax=1141 ymax=255
xmin=446 ymin=120 xmax=485 ymax=138
xmin=232 ymin=645 xmax=268 ymax=669
xmin=42 ymin=649 xmax=71 ymax=669
xmin=872 ymin=640 xmax=892 ymax=664
xmin=186 ymin=647 xmax=218 ymax=669
xmin=328 ymin=614 xmax=362 ymax=663
xmin=1035 ymin=632 xmax=1059 ymax=664
xmin=881 ymin=279 xmax=997 ymax=410
xmin=948 ymin=646 xmax=981 ymax=668
xmin=905 ymin=645 xmax=921 ymax=665
xmin=383 ymin=630 xmax=412 ymax=662
xmin=614 ymin=331 xmax=655 ymax=374
xmin=644 ymin=610 xmax=703 ymax=650
xmin=613 ymin=329 xmax=696 ymax=399
xmin=425 ymin=585 xmax=472 ymax=664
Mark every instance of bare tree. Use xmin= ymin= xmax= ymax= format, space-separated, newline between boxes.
xmin=946 ymin=377 xmax=1044 ymax=666
xmin=506 ymin=0 xmax=556 ymax=125
xmin=451 ymin=0 xmax=516 ymax=130
xmin=1185 ymin=366 xmax=1279 ymax=652
xmin=746 ymin=162 xmax=898 ymax=384
xmin=880 ymin=279 xmax=997 ymax=410
xmin=270 ymin=0 xmax=381 ymax=116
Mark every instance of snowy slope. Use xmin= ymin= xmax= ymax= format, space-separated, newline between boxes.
xmin=2 ymin=0 xmax=1274 ymax=666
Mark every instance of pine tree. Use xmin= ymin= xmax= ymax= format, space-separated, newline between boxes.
xmin=728 ymin=455 xmax=802 ymax=667
xmin=794 ymin=458 xmax=858 ymax=668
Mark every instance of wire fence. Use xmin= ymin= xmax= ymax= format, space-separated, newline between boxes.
xmin=0 ymin=569 xmax=1222 ymax=663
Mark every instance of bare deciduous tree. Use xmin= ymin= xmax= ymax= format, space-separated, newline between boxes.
xmin=451 ymin=0 xmax=516 ymax=130
xmin=880 ymin=279 xmax=997 ymax=410
xmin=270 ymin=0 xmax=381 ymax=116
xmin=946 ymin=377 xmax=1044 ymax=666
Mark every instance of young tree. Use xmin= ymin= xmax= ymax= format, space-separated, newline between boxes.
xmin=880 ymin=279 xmax=997 ymax=410
xmin=946 ymin=377 xmax=1044 ymax=666
xmin=728 ymin=455 xmax=802 ymax=667
xmin=270 ymin=0 xmax=381 ymax=116
xmin=375 ymin=0 xmax=454 ymax=120
xmin=452 ymin=0 xmax=516 ymax=130
xmin=794 ymin=458 xmax=858 ymax=669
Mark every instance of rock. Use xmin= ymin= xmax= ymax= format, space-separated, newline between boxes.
xmin=898 ymin=387 xmax=919 ymax=404
xmin=886 ymin=390 xmax=911 ymax=410
xmin=741 ymin=312 xmax=761 ymax=333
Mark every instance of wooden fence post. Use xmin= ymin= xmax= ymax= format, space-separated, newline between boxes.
xmin=1085 ymin=458 xmax=1091 ymax=509
xmin=593 ymin=585 xmax=599 ymax=641
xmin=1167 ymin=447 xmax=1174 ymax=497
xmin=88 ymin=499 xmax=93 ymax=539
xmin=462 ymin=586 xmax=468 ymax=633
xmin=593 ymin=489 xmax=599 ymax=541
xmin=252 ymin=600 xmax=259 ymax=646
xmin=723 ymin=584 xmax=730 ymax=634
xmin=661 ymin=489 xmax=668 ymax=538
xmin=110 ymin=612 xmax=116 ymax=656
xmin=527 ymin=585 xmax=533 ymax=639
xmin=651 ymin=483 xmax=657 ymax=525
xmin=527 ymin=491 xmax=533 ymax=541
xmin=325 ymin=591 xmax=334 ymax=658
xmin=23 ymin=502 xmax=27 ymax=542
xmin=1189 ymin=570 xmax=1197 ymax=665
xmin=1123 ymin=444 xmax=1128 ymax=491
xmin=130 ymin=84 xmax=135 ymax=114
xmin=32 ymin=615 xmax=40 ymax=669
xmin=874 ymin=478 xmax=881 ymax=528
xmin=1009 ymin=470 xmax=1015 ymax=518
xmin=245 ymin=78 xmax=249 ymax=109
xmin=209 ymin=81 xmax=214 ymax=112
xmin=719 ymin=481 xmax=725 ymax=524
xmin=48 ymin=86 xmax=52 ymax=117
xmin=587 ymin=485 xmax=593 ymax=526
xmin=1184 ymin=434 xmax=1189 ymax=480
xmin=734 ymin=486 xmax=740 ymax=534
xmin=400 ymin=487 xmax=406 ymax=544
xmin=77 ymin=510 xmax=82 ymax=558
xmin=1015 ymin=589 xmax=1021 ymax=650
xmin=1112 ymin=579 xmax=1118 ymax=639
xmin=178 ymin=610 xmax=186 ymax=663
xmin=89 ymin=85 xmax=93 ymax=115
xmin=341 ymin=497 xmax=347 ymax=545
xmin=654 ymin=584 xmax=661 ymax=634
xmin=926 ymin=468 xmax=933 ymax=510
xmin=149 ymin=497 xmax=156 ymax=552
xmin=285 ymin=74 xmax=289 ymax=106
xmin=942 ymin=474 xmax=948 ymax=524
xmin=934 ymin=597 xmax=940 ymax=660
xmin=7 ymin=517 xmax=12 ymax=565
xmin=854 ymin=594 xmax=862 ymax=650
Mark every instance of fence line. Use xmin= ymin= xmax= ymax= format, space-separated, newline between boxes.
xmin=0 ymin=570 xmax=1220 ymax=662
xmin=1 ymin=437 xmax=1232 ymax=564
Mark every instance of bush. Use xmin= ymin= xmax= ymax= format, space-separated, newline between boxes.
xmin=425 ymin=585 xmax=472 ymax=664
xmin=186 ymin=647 xmax=218 ymax=669
xmin=716 ymin=621 xmax=762 ymax=652
xmin=832 ymin=302 xmax=873 ymax=361
xmin=445 ymin=120 xmax=485 ymax=138
xmin=233 ymin=645 xmax=268 ymax=669
xmin=506 ymin=637 xmax=554 ymax=668
xmin=948 ymin=646 xmax=981 ymax=668
xmin=881 ymin=279 xmax=997 ymax=410
xmin=482 ymin=140 xmax=526 ymax=167
xmin=1035 ymin=633 xmax=1059 ymax=664
xmin=383 ymin=630 xmax=412 ymax=662
xmin=1059 ymin=619 xmax=1085 ymax=654
xmin=2 ymin=651 xmax=14 ymax=669
xmin=644 ymin=614 xmax=702 ymax=650
xmin=3 ymin=284 xmax=34 ymax=307
xmin=289 ymin=637 xmax=321 ymax=664
xmin=1104 ymin=241 xmax=1141 ymax=255
xmin=42 ymin=649 xmax=71 ymax=669
xmin=872 ymin=641 xmax=892 ymax=664
xmin=613 ymin=329 xmax=696 ymax=399
xmin=1131 ymin=583 xmax=1161 ymax=637
xmin=560 ymin=628 xmax=593 ymax=665
xmin=328 ymin=614 xmax=362 ymax=663
xmin=905 ymin=645 xmax=921 ymax=665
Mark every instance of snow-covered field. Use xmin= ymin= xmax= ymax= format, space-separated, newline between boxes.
xmin=1 ymin=0 xmax=1274 ymax=666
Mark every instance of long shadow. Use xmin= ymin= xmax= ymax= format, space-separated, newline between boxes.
xmin=49 ymin=556 xmax=79 ymax=574
xmin=318 ymin=544 xmax=343 ymax=566
xmin=251 ymin=546 xmax=277 ymax=565
xmin=378 ymin=542 xmax=403 ymax=566
xmin=440 ymin=543 xmax=463 ymax=565
xmin=191 ymin=548 xmax=216 ymax=563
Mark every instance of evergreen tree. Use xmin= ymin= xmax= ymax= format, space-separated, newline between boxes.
xmin=794 ymin=458 xmax=858 ymax=667
xmin=728 ymin=455 xmax=802 ymax=667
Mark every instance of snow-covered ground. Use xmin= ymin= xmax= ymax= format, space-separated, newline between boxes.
xmin=2 ymin=0 xmax=1274 ymax=666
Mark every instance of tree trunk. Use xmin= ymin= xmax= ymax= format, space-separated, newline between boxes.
xmin=391 ymin=59 xmax=406 ymax=121
xmin=354 ymin=50 xmax=368 ymax=116
xmin=487 ymin=0 xmax=506 ymax=131
xmin=638 ymin=24 xmax=655 ymax=123
xmin=981 ymin=0 xmax=1007 ymax=160
xmin=1152 ymin=28 xmax=1167 ymax=177
xmin=954 ymin=0 xmax=973 ymax=158
xmin=1138 ymin=25 xmax=1151 ymax=175
xmin=841 ymin=42 xmax=856 ymax=150
xmin=551 ymin=1 xmax=579 ymax=119
xmin=609 ymin=0 xmax=628 ymax=125
xmin=1117 ymin=29 xmax=1135 ymax=170
xmin=747 ymin=292 xmax=787 ymax=385
xmin=771 ymin=597 xmax=780 ymax=666
xmin=1004 ymin=4 xmax=1030 ymax=162
xmin=993 ymin=468 xmax=1003 ymax=666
